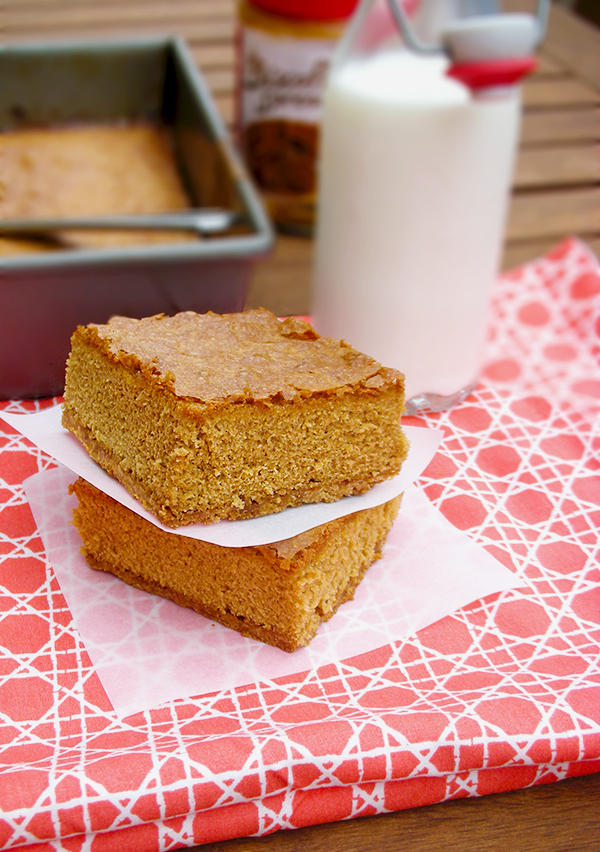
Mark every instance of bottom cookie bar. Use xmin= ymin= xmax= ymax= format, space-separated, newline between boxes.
xmin=70 ymin=478 xmax=402 ymax=652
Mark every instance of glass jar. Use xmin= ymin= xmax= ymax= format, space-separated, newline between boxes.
xmin=236 ymin=0 xmax=358 ymax=236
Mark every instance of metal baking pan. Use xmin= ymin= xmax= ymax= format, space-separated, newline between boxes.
xmin=0 ymin=37 xmax=274 ymax=399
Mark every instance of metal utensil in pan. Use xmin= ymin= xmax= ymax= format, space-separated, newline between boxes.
xmin=0 ymin=209 xmax=241 ymax=238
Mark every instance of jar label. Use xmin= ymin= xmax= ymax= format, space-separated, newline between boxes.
xmin=240 ymin=27 xmax=337 ymax=125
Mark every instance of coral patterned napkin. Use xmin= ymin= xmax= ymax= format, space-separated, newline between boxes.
xmin=0 ymin=238 xmax=598 ymax=851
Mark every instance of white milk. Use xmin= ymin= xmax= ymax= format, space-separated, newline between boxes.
xmin=312 ymin=49 xmax=521 ymax=406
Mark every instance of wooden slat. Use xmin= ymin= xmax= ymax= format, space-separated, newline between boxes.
xmin=201 ymin=67 xmax=235 ymax=96
xmin=190 ymin=43 xmax=235 ymax=71
xmin=514 ymin=143 xmax=600 ymax=188
xmin=520 ymin=108 xmax=600 ymax=144
xmin=2 ymin=0 xmax=236 ymax=44
xmin=4 ymin=0 xmax=234 ymax=25
xmin=5 ymin=0 xmax=233 ymax=8
xmin=213 ymin=94 xmax=235 ymax=126
xmin=247 ymin=257 xmax=314 ymax=317
xmin=504 ymin=0 xmax=600 ymax=92
xmin=502 ymin=235 xmax=600 ymax=270
xmin=523 ymin=77 xmax=600 ymax=108
xmin=247 ymin=235 xmax=315 ymax=316
xmin=2 ymin=20 xmax=235 ymax=43
xmin=540 ymin=2 xmax=600 ymax=92
xmin=533 ymin=53 xmax=569 ymax=77
xmin=507 ymin=186 xmax=600 ymax=241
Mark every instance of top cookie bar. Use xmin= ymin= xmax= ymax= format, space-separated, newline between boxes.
xmin=62 ymin=308 xmax=409 ymax=527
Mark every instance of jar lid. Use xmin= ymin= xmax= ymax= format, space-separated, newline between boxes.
xmin=246 ymin=0 xmax=359 ymax=20
xmin=447 ymin=56 xmax=538 ymax=90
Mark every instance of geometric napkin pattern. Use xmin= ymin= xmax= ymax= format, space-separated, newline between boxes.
xmin=0 ymin=238 xmax=598 ymax=850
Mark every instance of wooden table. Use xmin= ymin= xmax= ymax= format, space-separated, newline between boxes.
xmin=3 ymin=2 xmax=599 ymax=850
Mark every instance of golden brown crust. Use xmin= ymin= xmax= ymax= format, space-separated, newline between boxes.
xmin=75 ymin=309 xmax=404 ymax=403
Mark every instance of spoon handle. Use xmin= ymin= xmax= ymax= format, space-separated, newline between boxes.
xmin=0 ymin=209 xmax=240 ymax=236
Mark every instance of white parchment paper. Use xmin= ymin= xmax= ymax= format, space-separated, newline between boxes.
xmin=24 ymin=467 xmax=520 ymax=719
xmin=3 ymin=405 xmax=442 ymax=546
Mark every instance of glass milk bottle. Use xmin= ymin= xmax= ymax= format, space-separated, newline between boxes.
xmin=312 ymin=0 xmax=546 ymax=413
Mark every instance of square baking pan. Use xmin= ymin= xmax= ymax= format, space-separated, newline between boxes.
xmin=0 ymin=36 xmax=274 ymax=399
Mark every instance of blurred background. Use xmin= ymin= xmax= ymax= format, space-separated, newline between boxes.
xmin=1 ymin=0 xmax=598 ymax=319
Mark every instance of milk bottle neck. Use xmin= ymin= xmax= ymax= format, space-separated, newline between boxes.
xmin=339 ymin=0 xmax=548 ymax=94
xmin=442 ymin=9 xmax=543 ymax=92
